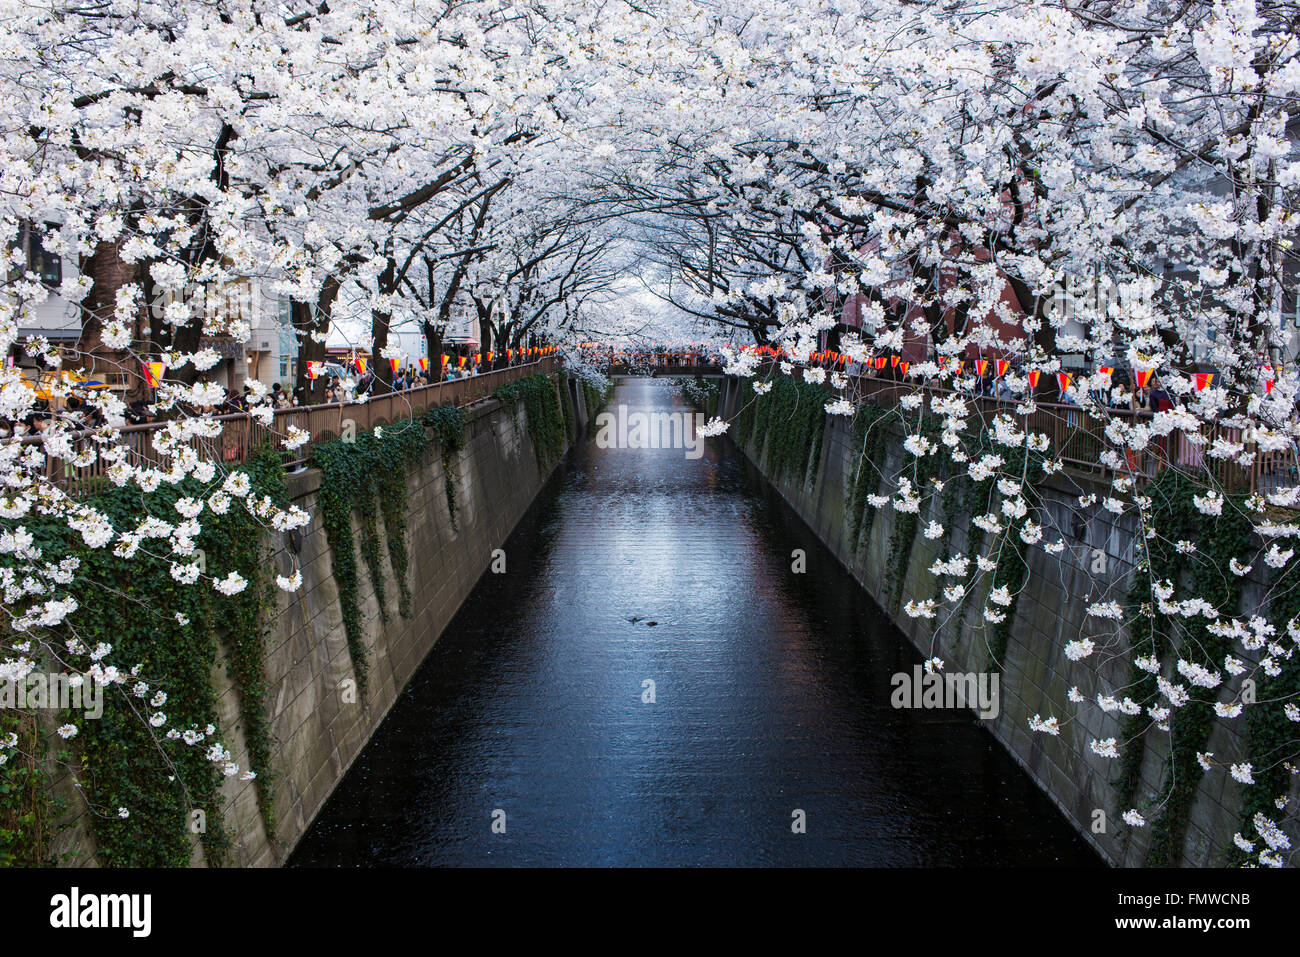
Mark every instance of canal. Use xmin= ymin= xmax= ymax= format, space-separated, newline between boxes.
xmin=289 ymin=377 xmax=1101 ymax=867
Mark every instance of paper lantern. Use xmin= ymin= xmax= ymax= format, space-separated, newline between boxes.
xmin=1134 ymin=368 xmax=1154 ymax=388
xmin=995 ymin=359 xmax=1009 ymax=377
xmin=1194 ymin=372 xmax=1214 ymax=391
xmin=141 ymin=360 xmax=164 ymax=388
xmin=418 ymin=357 xmax=428 ymax=372
xmin=1027 ymin=370 xmax=1040 ymax=388
xmin=306 ymin=361 xmax=322 ymax=380
xmin=353 ymin=357 xmax=367 ymax=375
xmin=975 ymin=359 xmax=988 ymax=376
xmin=1057 ymin=372 xmax=1072 ymax=393
xmin=389 ymin=357 xmax=401 ymax=375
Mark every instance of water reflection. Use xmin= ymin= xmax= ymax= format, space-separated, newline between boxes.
xmin=290 ymin=378 xmax=1101 ymax=867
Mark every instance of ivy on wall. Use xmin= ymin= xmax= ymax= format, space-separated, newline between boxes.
xmin=678 ymin=377 xmax=719 ymax=419
xmin=559 ymin=374 xmax=577 ymax=442
xmin=1112 ymin=469 xmax=1251 ymax=866
xmin=310 ymin=420 xmax=429 ymax=698
xmin=425 ymin=405 xmax=466 ymax=531
xmin=0 ymin=446 xmax=289 ymax=866
xmin=1231 ymin=559 xmax=1300 ymax=864
xmin=583 ymin=379 xmax=612 ymax=438
xmin=494 ymin=373 xmax=567 ymax=468
xmin=0 ymin=711 xmax=63 ymax=866
xmin=846 ymin=405 xmax=890 ymax=551
xmin=735 ymin=376 xmax=830 ymax=488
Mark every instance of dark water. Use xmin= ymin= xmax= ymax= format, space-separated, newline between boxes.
xmin=290 ymin=378 xmax=1101 ymax=867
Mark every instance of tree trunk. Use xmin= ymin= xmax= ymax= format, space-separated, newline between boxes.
xmin=292 ymin=275 xmax=341 ymax=405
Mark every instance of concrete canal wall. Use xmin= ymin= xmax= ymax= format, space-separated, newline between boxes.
xmin=207 ymin=379 xmax=594 ymax=865
xmin=716 ymin=376 xmax=1281 ymax=867
xmin=43 ymin=376 xmax=592 ymax=867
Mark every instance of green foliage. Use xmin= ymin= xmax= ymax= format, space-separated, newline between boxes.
xmin=1113 ymin=470 xmax=1252 ymax=866
xmin=212 ymin=447 xmax=286 ymax=836
xmin=559 ymin=375 xmax=577 ymax=441
xmin=310 ymin=420 xmax=428 ymax=697
xmin=583 ymin=380 xmax=611 ymax=437
xmin=679 ymin=377 xmax=719 ymax=418
xmin=882 ymin=417 xmax=945 ymax=614
xmin=1229 ymin=548 xmax=1300 ymax=863
xmin=0 ymin=712 xmax=63 ymax=866
xmin=424 ymin=405 xmax=466 ymax=531
xmin=846 ymin=405 xmax=891 ymax=551
xmin=494 ymin=373 xmax=567 ymax=468
xmin=736 ymin=377 xmax=830 ymax=487
xmin=0 ymin=447 xmax=290 ymax=866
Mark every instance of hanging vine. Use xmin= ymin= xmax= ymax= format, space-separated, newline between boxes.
xmin=735 ymin=377 xmax=830 ymax=487
xmin=494 ymin=373 xmax=568 ymax=468
xmin=424 ymin=405 xmax=466 ymax=531
xmin=0 ymin=446 xmax=290 ymax=866
xmin=1111 ymin=470 xmax=1251 ymax=866
xmin=310 ymin=419 xmax=429 ymax=698
xmin=846 ymin=405 xmax=891 ymax=551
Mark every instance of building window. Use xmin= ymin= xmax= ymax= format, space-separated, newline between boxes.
xmin=25 ymin=222 xmax=62 ymax=287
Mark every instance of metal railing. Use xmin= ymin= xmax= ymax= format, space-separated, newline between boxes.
xmin=22 ymin=357 xmax=559 ymax=496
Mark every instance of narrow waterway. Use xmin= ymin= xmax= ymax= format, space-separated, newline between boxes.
xmin=290 ymin=378 xmax=1101 ymax=867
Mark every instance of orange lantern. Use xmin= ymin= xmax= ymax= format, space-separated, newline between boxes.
xmin=1057 ymin=372 xmax=1072 ymax=393
xmin=1194 ymin=372 xmax=1214 ymax=391
xmin=141 ymin=360 xmax=164 ymax=388
xmin=995 ymin=359 xmax=1009 ymax=377
xmin=1027 ymin=369 xmax=1040 ymax=388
